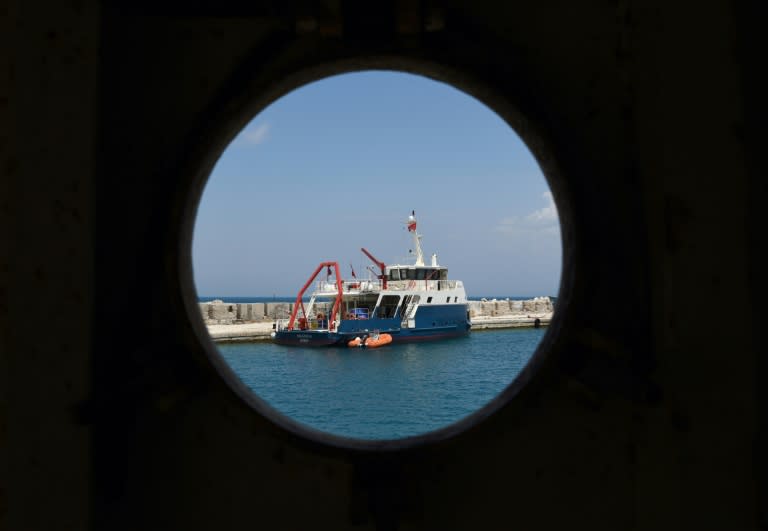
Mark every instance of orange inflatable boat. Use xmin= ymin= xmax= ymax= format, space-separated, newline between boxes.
xmin=347 ymin=337 xmax=363 ymax=347
xmin=362 ymin=333 xmax=392 ymax=348
xmin=347 ymin=333 xmax=393 ymax=348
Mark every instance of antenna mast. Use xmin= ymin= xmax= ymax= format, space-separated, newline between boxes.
xmin=407 ymin=210 xmax=424 ymax=266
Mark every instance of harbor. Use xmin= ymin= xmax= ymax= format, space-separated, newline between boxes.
xmin=202 ymin=297 xmax=554 ymax=343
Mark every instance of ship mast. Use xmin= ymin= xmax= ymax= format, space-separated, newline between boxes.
xmin=407 ymin=210 xmax=425 ymax=266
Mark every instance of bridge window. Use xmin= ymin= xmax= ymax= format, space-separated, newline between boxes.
xmin=376 ymin=295 xmax=401 ymax=318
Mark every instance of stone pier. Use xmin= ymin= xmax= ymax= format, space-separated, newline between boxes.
xmin=200 ymin=297 xmax=555 ymax=341
xmin=199 ymin=297 xmax=554 ymax=325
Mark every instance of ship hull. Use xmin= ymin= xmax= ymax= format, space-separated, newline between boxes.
xmin=272 ymin=330 xmax=347 ymax=346
xmin=274 ymin=304 xmax=471 ymax=347
xmin=273 ymin=327 xmax=470 ymax=347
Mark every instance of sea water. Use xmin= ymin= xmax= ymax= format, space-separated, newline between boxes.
xmin=216 ymin=327 xmax=545 ymax=440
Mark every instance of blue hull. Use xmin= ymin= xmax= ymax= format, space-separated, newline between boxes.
xmin=272 ymin=333 xmax=345 ymax=346
xmin=274 ymin=304 xmax=471 ymax=347
xmin=273 ymin=327 xmax=470 ymax=347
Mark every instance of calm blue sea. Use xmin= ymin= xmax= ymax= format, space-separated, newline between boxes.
xmin=216 ymin=327 xmax=545 ymax=440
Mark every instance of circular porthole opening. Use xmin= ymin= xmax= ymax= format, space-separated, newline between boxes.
xmin=191 ymin=70 xmax=562 ymax=443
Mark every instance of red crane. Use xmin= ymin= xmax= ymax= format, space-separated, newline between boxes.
xmin=286 ymin=261 xmax=343 ymax=331
xmin=360 ymin=248 xmax=387 ymax=290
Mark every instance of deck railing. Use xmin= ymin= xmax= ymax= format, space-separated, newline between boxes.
xmin=275 ymin=317 xmax=332 ymax=332
xmin=386 ymin=280 xmax=461 ymax=291
xmin=312 ymin=279 xmax=463 ymax=293
xmin=315 ymin=280 xmax=383 ymax=292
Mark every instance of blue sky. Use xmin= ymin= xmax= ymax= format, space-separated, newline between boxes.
xmin=192 ymin=71 xmax=561 ymax=298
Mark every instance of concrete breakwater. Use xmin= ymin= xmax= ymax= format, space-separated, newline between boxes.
xmin=198 ymin=297 xmax=554 ymax=325
xmin=201 ymin=297 xmax=554 ymax=342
